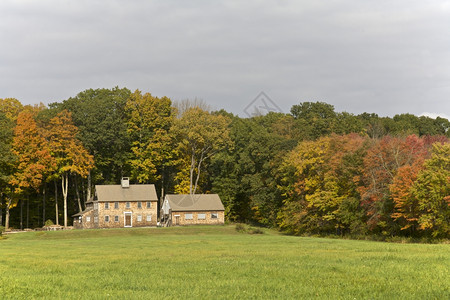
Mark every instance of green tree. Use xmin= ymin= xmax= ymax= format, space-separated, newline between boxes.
xmin=125 ymin=90 xmax=175 ymax=187
xmin=51 ymin=87 xmax=132 ymax=185
xmin=412 ymin=142 xmax=450 ymax=238
xmin=0 ymin=112 xmax=17 ymax=228
xmin=173 ymin=108 xmax=232 ymax=195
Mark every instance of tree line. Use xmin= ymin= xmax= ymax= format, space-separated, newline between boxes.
xmin=0 ymin=87 xmax=449 ymax=239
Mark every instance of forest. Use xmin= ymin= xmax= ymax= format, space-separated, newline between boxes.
xmin=1 ymin=87 xmax=449 ymax=239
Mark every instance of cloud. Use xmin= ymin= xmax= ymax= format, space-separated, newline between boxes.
xmin=0 ymin=0 xmax=449 ymax=118
xmin=420 ymin=112 xmax=450 ymax=120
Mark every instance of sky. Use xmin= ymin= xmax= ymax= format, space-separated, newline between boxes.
xmin=1 ymin=0 xmax=449 ymax=119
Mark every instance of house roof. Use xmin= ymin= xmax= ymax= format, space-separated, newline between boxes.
xmin=95 ymin=184 xmax=158 ymax=202
xmin=165 ymin=194 xmax=224 ymax=212
xmin=72 ymin=207 xmax=93 ymax=217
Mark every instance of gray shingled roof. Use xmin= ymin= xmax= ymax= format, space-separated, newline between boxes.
xmin=165 ymin=194 xmax=224 ymax=212
xmin=96 ymin=184 xmax=158 ymax=202
xmin=72 ymin=207 xmax=92 ymax=217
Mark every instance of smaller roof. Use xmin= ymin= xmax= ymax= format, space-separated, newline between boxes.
xmin=72 ymin=207 xmax=93 ymax=217
xmin=165 ymin=194 xmax=224 ymax=212
xmin=96 ymin=184 xmax=158 ymax=202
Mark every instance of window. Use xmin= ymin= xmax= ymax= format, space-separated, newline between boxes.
xmin=94 ymin=203 xmax=98 ymax=210
xmin=94 ymin=216 xmax=98 ymax=223
xmin=114 ymin=215 xmax=119 ymax=222
xmin=185 ymin=213 xmax=193 ymax=220
xmin=114 ymin=202 xmax=119 ymax=209
xmin=105 ymin=215 xmax=110 ymax=222
xmin=105 ymin=202 xmax=109 ymax=209
xmin=126 ymin=202 xmax=130 ymax=208
xmin=211 ymin=213 xmax=218 ymax=219
xmin=86 ymin=216 xmax=91 ymax=222
xmin=137 ymin=202 xmax=142 ymax=209
xmin=137 ymin=215 xmax=142 ymax=222
xmin=198 ymin=213 xmax=206 ymax=220
xmin=146 ymin=202 xmax=151 ymax=209
xmin=146 ymin=215 xmax=152 ymax=222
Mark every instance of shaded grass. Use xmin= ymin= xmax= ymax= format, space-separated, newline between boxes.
xmin=1 ymin=225 xmax=449 ymax=299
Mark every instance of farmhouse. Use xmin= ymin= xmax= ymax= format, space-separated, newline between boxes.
xmin=161 ymin=194 xmax=225 ymax=226
xmin=73 ymin=178 xmax=158 ymax=229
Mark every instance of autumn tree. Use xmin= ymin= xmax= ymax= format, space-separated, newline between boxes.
xmin=279 ymin=134 xmax=367 ymax=235
xmin=173 ymin=107 xmax=232 ymax=195
xmin=46 ymin=110 xmax=94 ymax=227
xmin=0 ymin=98 xmax=23 ymax=121
xmin=412 ymin=142 xmax=450 ymax=238
xmin=9 ymin=110 xmax=54 ymax=229
xmin=125 ymin=90 xmax=175 ymax=187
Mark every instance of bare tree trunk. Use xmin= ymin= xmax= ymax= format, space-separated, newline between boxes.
xmin=87 ymin=170 xmax=92 ymax=202
xmin=26 ymin=196 xmax=29 ymax=228
xmin=193 ymin=151 xmax=205 ymax=195
xmin=55 ymin=179 xmax=59 ymax=225
xmin=75 ymin=175 xmax=82 ymax=212
xmin=190 ymin=151 xmax=195 ymax=195
xmin=5 ymin=197 xmax=12 ymax=230
xmin=42 ymin=183 xmax=46 ymax=225
xmin=62 ymin=172 xmax=69 ymax=228
xmin=20 ymin=199 xmax=23 ymax=230
xmin=0 ymin=206 xmax=3 ymax=227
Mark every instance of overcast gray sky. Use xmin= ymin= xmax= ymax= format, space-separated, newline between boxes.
xmin=1 ymin=0 xmax=449 ymax=119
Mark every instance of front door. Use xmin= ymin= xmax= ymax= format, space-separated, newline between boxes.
xmin=124 ymin=212 xmax=132 ymax=227
xmin=175 ymin=215 xmax=180 ymax=226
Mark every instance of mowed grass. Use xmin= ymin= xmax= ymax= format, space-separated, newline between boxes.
xmin=0 ymin=226 xmax=448 ymax=299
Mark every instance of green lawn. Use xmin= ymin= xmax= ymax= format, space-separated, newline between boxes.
xmin=0 ymin=226 xmax=448 ymax=299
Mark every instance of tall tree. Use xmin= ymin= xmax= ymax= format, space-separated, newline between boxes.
xmin=173 ymin=108 xmax=232 ymax=195
xmin=0 ymin=112 xmax=16 ymax=228
xmin=9 ymin=110 xmax=53 ymax=229
xmin=46 ymin=110 xmax=94 ymax=227
xmin=125 ymin=90 xmax=175 ymax=186
xmin=50 ymin=87 xmax=131 ymax=185
xmin=412 ymin=142 xmax=450 ymax=238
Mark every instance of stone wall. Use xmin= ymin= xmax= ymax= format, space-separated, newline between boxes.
xmin=171 ymin=211 xmax=224 ymax=226
xmin=97 ymin=200 xmax=158 ymax=228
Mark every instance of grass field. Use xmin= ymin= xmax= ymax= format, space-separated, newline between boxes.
xmin=0 ymin=225 xmax=448 ymax=299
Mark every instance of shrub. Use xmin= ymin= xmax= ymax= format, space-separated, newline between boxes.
xmin=235 ymin=224 xmax=246 ymax=233
xmin=44 ymin=219 xmax=54 ymax=227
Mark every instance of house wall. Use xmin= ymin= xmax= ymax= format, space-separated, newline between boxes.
xmin=74 ymin=210 xmax=96 ymax=229
xmin=171 ymin=211 xmax=224 ymax=226
xmin=97 ymin=201 xmax=158 ymax=228
xmin=73 ymin=200 xmax=158 ymax=229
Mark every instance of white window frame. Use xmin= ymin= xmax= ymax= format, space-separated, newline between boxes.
xmin=137 ymin=202 xmax=142 ymax=209
xmin=126 ymin=202 xmax=131 ymax=209
xmin=86 ymin=216 xmax=91 ymax=222
xmin=137 ymin=215 xmax=142 ymax=222
xmin=94 ymin=216 xmax=98 ymax=223
xmin=146 ymin=202 xmax=151 ymax=209
xmin=211 ymin=213 xmax=218 ymax=219
xmin=146 ymin=215 xmax=152 ymax=222
xmin=114 ymin=202 xmax=119 ymax=209
xmin=114 ymin=215 xmax=119 ymax=222
xmin=185 ymin=213 xmax=193 ymax=220
xmin=105 ymin=202 xmax=109 ymax=209
xmin=198 ymin=213 xmax=206 ymax=220
xmin=105 ymin=215 xmax=110 ymax=222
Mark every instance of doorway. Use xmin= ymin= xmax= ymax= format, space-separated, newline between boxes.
xmin=124 ymin=212 xmax=132 ymax=227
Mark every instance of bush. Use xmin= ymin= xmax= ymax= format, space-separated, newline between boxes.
xmin=0 ymin=226 xmax=4 ymax=235
xmin=249 ymin=227 xmax=264 ymax=234
xmin=235 ymin=224 xmax=246 ymax=233
xmin=44 ymin=219 xmax=54 ymax=227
